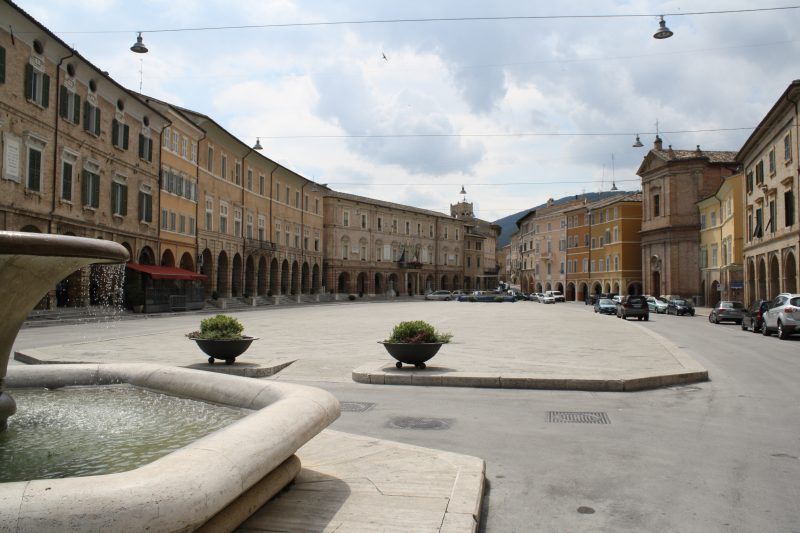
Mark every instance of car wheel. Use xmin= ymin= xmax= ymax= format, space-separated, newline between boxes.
xmin=644 ymin=315 xmax=649 ymax=321
xmin=445 ymin=297 xmax=450 ymax=301
xmin=762 ymin=321 xmax=770 ymax=336
xmin=708 ymin=314 xmax=714 ymax=323
xmin=778 ymin=321 xmax=789 ymax=340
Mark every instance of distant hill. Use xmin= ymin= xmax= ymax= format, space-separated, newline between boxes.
xmin=492 ymin=191 xmax=637 ymax=249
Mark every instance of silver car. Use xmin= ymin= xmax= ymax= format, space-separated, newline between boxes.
xmin=708 ymin=301 xmax=744 ymax=324
xmin=645 ymin=296 xmax=668 ymax=314
xmin=762 ymin=293 xmax=800 ymax=339
xmin=424 ymin=290 xmax=453 ymax=301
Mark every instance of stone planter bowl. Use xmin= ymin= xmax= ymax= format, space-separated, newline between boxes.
xmin=379 ymin=341 xmax=443 ymax=369
xmin=192 ymin=336 xmax=257 ymax=365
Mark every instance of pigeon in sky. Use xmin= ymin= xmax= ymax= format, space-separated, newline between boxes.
xmin=382 ymin=52 xmax=388 ymax=61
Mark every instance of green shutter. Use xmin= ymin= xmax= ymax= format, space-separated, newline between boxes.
xmin=83 ymin=101 xmax=90 ymax=131
xmin=0 ymin=46 xmax=5 ymax=84
xmin=121 ymin=185 xmax=128 ymax=216
xmin=122 ymin=124 xmax=129 ymax=150
xmin=146 ymin=194 xmax=152 ymax=221
xmin=82 ymin=170 xmax=90 ymax=205
xmin=41 ymin=74 xmax=49 ymax=108
xmin=95 ymin=107 xmax=101 ymax=136
xmin=28 ymin=150 xmax=41 ymax=191
xmin=138 ymin=191 xmax=144 ymax=220
xmin=72 ymin=94 xmax=80 ymax=124
xmin=92 ymin=173 xmax=100 ymax=208
xmin=147 ymin=138 xmax=153 ymax=162
xmin=138 ymin=134 xmax=145 ymax=158
xmin=111 ymin=119 xmax=119 ymax=146
xmin=59 ymin=85 xmax=68 ymax=118
xmin=24 ymin=63 xmax=33 ymax=100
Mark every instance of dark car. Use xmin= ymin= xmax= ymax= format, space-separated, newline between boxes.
xmin=709 ymin=301 xmax=744 ymax=324
xmin=594 ymin=298 xmax=616 ymax=315
xmin=616 ymin=295 xmax=650 ymax=321
xmin=741 ymin=299 xmax=770 ymax=333
xmin=667 ymin=298 xmax=695 ymax=316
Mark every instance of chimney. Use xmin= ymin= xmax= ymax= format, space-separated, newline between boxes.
xmin=653 ymin=135 xmax=663 ymax=151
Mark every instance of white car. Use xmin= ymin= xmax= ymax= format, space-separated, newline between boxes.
xmin=425 ymin=290 xmax=453 ymax=301
xmin=762 ymin=293 xmax=800 ymax=339
xmin=539 ymin=293 xmax=555 ymax=304
xmin=545 ymin=290 xmax=565 ymax=302
xmin=645 ymin=296 xmax=668 ymax=314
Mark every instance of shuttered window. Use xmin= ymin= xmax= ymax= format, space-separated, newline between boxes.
xmin=0 ymin=46 xmax=5 ymax=84
xmin=83 ymin=102 xmax=101 ymax=135
xmin=24 ymin=63 xmax=50 ymax=107
xmin=59 ymin=86 xmax=80 ymax=124
xmin=82 ymin=170 xmax=100 ymax=208
xmin=138 ymin=133 xmax=153 ymax=162
xmin=111 ymin=181 xmax=128 ymax=216
xmin=27 ymin=147 xmax=42 ymax=191
xmin=111 ymin=119 xmax=129 ymax=150
xmin=138 ymin=191 xmax=153 ymax=222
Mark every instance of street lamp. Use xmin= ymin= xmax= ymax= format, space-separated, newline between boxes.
xmin=130 ymin=32 xmax=148 ymax=54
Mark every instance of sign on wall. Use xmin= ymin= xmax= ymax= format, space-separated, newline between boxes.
xmin=3 ymin=133 xmax=21 ymax=183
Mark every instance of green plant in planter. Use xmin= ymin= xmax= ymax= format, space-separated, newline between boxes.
xmin=385 ymin=320 xmax=452 ymax=344
xmin=187 ymin=314 xmax=244 ymax=340
xmin=468 ymin=295 xmax=477 ymax=302
xmin=494 ymin=296 xmax=504 ymax=302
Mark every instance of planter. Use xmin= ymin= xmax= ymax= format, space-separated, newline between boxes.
xmin=379 ymin=341 xmax=442 ymax=369
xmin=192 ymin=336 xmax=258 ymax=365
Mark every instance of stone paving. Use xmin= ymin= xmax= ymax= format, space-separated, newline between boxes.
xmin=12 ymin=299 xmax=708 ymax=532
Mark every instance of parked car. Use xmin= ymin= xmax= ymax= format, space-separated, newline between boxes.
xmin=508 ymin=290 xmax=529 ymax=301
xmin=645 ymin=296 xmax=668 ymax=314
xmin=594 ymin=298 xmax=616 ymax=315
xmin=425 ymin=290 xmax=453 ymax=301
xmin=457 ymin=291 xmax=515 ymax=302
xmin=741 ymin=299 xmax=770 ymax=333
xmin=667 ymin=298 xmax=695 ymax=316
xmin=708 ymin=301 xmax=745 ymax=324
xmin=539 ymin=293 xmax=556 ymax=304
xmin=532 ymin=292 xmax=545 ymax=302
xmin=616 ymin=295 xmax=650 ymax=321
xmin=761 ymin=293 xmax=800 ymax=339
xmin=545 ymin=290 xmax=565 ymax=302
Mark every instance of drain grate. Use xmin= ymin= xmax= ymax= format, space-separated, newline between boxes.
xmin=340 ymin=401 xmax=375 ymax=412
xmin=387 ymin=416 xmax=452 ymax=430
xmin=547 ymin=411 xmax=610 ymax=424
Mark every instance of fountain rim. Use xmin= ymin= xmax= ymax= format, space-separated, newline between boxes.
xmin=0 ymin=231 xmax=129 ymax=263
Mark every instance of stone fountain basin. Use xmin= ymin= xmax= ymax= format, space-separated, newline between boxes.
xmin=0 ymin=363 xmax=340 ymax=532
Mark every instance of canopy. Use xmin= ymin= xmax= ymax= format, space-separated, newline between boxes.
xmin=126 ymin=263 xmax=207 ymax=281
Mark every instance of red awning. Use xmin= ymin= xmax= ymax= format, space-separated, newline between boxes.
xmin=126 ymin=263 xmax=207 ymax=281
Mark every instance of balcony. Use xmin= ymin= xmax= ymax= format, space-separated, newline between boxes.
xmin=398 ymin=260 xmax=423 ymax=269
xmin=244 ymin=238 xmax=277 ymax=252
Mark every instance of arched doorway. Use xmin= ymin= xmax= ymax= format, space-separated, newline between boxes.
xmin=709 ymin=280 xmax=719 ymax=308
xmin=374 ymin=272 xmax=384 ymax=295
xmin=20 ymin=224 xmax=42 ymax=233
xmin=139 ymin=246 xmax=155 ymax=265
xmin=231 ymin=253 xmax=243 ymax=297
xmin=612 ymin=282 xmax=620 ymax=295
xmin=290 ymin=261 xmax=299 ymax=295
xmin=257 ymin=257 xmax=268 ymax=295
xmin=312 ymin=263 xmax=321 ymax=294
xmin=338 ymin=272 xmax=350 ymax=293
xmin=785 ymin=252 xmax=797 ymax=293
xmin=758 ymin=258 xmax=767 ymax=300
xmin=628 ymin=282 xmax=643 ymax=295
xmin=556 ymin=282 xmax=564 ymax=294
xmin=301 ymin=262 xmax=310 ymax=294
xmin=161 ymin=249 xmax=175 ymax=267
xmin=535 ymin=282 xmax=542 ymax=293
xmin=440 ymin=276 xmax=449 ymax=291
xmin=280 ymin=260 xmax=289 ymax=295
xmin=566 ymin=282 xmax=576 ymax=301
xmin=270 ymin=258 xmax=279 ymax=295
xmin=244 ymin=255 xmax=256 ymax=297
xmin=578 ymin=282 xmax=588 ymax=302
xmin=651 ymin=271 xmax=661 ymax=298
xmin=357 ymin=272 xmax=367 ymax=295
xmin=545 ymin=282 xmax=551 ymax=291
xmin=179 ymin=252 xmax=194 ymax=271
xmin=592 ymin=282 xmax=602 ymax=295
xmin=747 ymin=259 xmax=756 ymax=304
xmin=217 ymin=251 xmax=230 ymax=297
xmin=388 ymin=273 xmax=398 ymax=295
xmin=201 ymin=249 xmax=213 ymax=295
xmin=452 ymin=275 xmax=459 ymax=291
xmin=425 ymin=275 xmax=434 ymax=293
xmin=769 ymin=254 xmax=781 ymax=299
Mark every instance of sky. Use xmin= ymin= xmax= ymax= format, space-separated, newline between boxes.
xmin=20 ymin=1 xmax=800 ymax=221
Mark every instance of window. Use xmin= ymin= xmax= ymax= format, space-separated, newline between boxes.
xmin=259 ymin=175 xmax=265 ymax=195
xmin=746 ymin=171 xmax=754 ymax=194
xmin=444 ymin=226 xmax=449 ymax=239
xmin=111 ymin=119 xmax=129 ymax=150
xmin=392 ymin=219 xmax=398 ymax=233
xmin=546 ymin=263 xmax=551 ymax=275
xmin=26 ymin=146 xmax=42 ymax=191
xmin=138 ymin=190 xmax=152 ymax=222
xmin=785 ymin=190 xmax=795 ymax=227
xmin=769 ymin=149 xmax=776 ymax=174
xmin=189 ymin=217 xmax=195 ymax=235
xmin=583 ymin=258 xmax=588 ymax=272
xmin=700 ymin=213 xmax=707 ymax=229
xmin=163 ymin=127 xmax=170 ymax=147
xmin=768 ymin=199 xmax=776 ymax=233
xmin=161 ymin=209 xmax=168 ymax=230
xmin=361 ymin=214 xmax=367 ymax=229
xmin=285 ymin=186 xmax=289 ymax=204
xmin=315 ymin=198 xmax=320 ymax=214
xmin=653 ymin=194 xmax=661 ymax=217
xmin=417 ymin=223 xmax=421 ymax=235
xmin=171 ymin=131 xmax=179 ymax=152
xmin=304 ymin=194 xmax=309 ymax=211
xmin=343 ymin=210 xmax=349 ymax=227
xmin=191 ymin=141 xmax=197 ymax=163
xmin=275 ymin=222 xmax=281 ymax=244
xmin=221 ymin=155 xmax=227 ymax=180
xmin=207 ymin=146 xmax=214 ymax=172
xmin=111 ymin=179 xmax=128 ymax=216
xmin=246 ymin=213 xmax=253 ymax=239
xmin=234 ymin=209 xmax=242 ymax=237
xmin=0 ymin=45 xmax=5 ymax=84
xmin=754 ymin=208 xmax=763 ymax=238
xmin=258 ymin=216 xmax=265 ymax=240
xmin=614 ymin=256 xmax=619 ymax=271
xmin=785 ymin=132 xmax=792 ymax=162
xmin=405 ymin=221 xmax=410 ymax=235
xmin=430 ymin=224 xmax=434 ymax=238
xmin=83 ymin=101 xmax=101 ymax=135
xmin=234 ymin=161 xmax=241 ymax=185
xmin=59 ymin=85 xmax=80 ymax=124
xmin=377 ymin=217 xmax=383 ymax=231
xmin=341 ymin=239 xmax=349 ymax=259
xmin=295 ymin=191 xmax=299 ymax=207
xmin=711 ymin=246 xmax=718 ymax=267
xmin=710 ymin=211 xmax=716 ymax=227
xmin=179 ymin=215 xmax=186 ymax=233
xmin=138 ymin=134 xmax=153 ymax=162
xmin=181 ymin=137 xmax=188 ymax=158
xmin=755 ymin=160 xmax=764 ymax=184
xmin=169 ymin=212 xmax=176 ymax=231
xmin=81 ymin=169 xmax=100 ymax=208
xmin=219 ymin=203 xmax=228 ymax=234
xmin=61 ymin=159 xmax=73 ymax=201
xmin=247 ymin=169 xmax=253 ymax=190
xmin=613 ymin=226 xmax=619 ymax=242
xmin=24 ymin=63 xmax=50 ymax=108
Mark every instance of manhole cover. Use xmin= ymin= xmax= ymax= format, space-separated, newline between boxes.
xmin=387 ymin=416 xmax=452 ymax=430
xmin=340 ymin=401 xmax=375 ymax=412
xmin=547 ymin=411 xmax=610 ymax=424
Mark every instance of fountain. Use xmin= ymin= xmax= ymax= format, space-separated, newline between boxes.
xmin=0 ymin=231 xmax=339 ymax=531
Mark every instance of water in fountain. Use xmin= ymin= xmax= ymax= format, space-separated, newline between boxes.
xmin=0 ymin=385 xmax=248 ymax=482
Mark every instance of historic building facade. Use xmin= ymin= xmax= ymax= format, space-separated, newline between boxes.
xmin=697 ymin=173 xmax=744 ymax=306
xmin=0 ymin=2 xmax=167 ymax=308
xmin=564 ymin=203 xmax=590 ymax=301
xmin=451 ymin=199 xmax=501 ymax=290
xmin=739 ymin=81 xmax=799 ymax=304
xmin=323 ymin=191 xmax=463 ymax=296
xmin=637 ymin=137 xmax=738 ymax=299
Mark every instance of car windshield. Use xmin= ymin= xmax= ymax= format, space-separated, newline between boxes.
xmin=599 ymin=299 xmax=613 ymax=305
xmin=673 ymin=300 xmax=685 ymax=305
xmin=720 ymin=302 xmax=743 ymax=309
xmin=791 ymin=297 xmax=800 ymax=306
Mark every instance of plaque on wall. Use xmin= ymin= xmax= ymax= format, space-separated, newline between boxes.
xmin=3 ymin=133 xmax=21 ymax=182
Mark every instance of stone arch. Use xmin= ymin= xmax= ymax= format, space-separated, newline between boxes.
xmin=604 ymin=282 xmax=611 ymax=294
xmin=627 ymin=282 xmax=643 ymax=295
xmin=290 ymin=260 xmax=299 ymax=295
xmin=709 ymin=280 xmax=720 ymax=308
xmin=301 ymin=262 xmax=310 ymax=294
xmin=566 ymin=282 xmax=576 ymax=301
xmin=179 ymin=252 xmax=194 ymax=271
xmin=545 ymin=282 xmax=551 ymax=291
xmin=747 ymin=259 xmax=756 ymax=304
xmin=161 ymin=249 xmax=175 ymax=267
xmin=536 ymin=282 xmax=543 ymax=292
xmin=440 ymin=275 xmax=449 ymax=291
xmin=338 ymin=271 xmax=350 ymax=293
xmin=312 ymin=263 xmax=321 ymax=294
xmin=784 ymin=251 xmax=797 ymax=293
xmin=612 ymin=282 xmax=620 ymax=295
xmin=556 ymin=282 xmax=564 ymax=294
xmin=217 ymin=251 xmax=230 ymax=297
xmin=769 ymin=254 xmax=780 ymax=299
xmin=758 ymin=257 xmax=767 ymax=300
xmin=257 ymin=257 xmax=268 ymax=295
xmin=231 ymin=253 xmax=243 ymax=297
xmin=357 ymin=272 xmax=368 ymax=295
xmin=388 ymin=273 xmax=399 ymax=295
xmin=245 ymin=255 xmax=256 ymax=296
xmin=453 ymin=275 xmax=459 ymax=291
xmin=280 ymin=259 xmax=289 ymax=295
xmin=578 ymin=282 xmax=588 ymax=302
xmin=20 ymin=224 xmax=42 ymax=233
xmin=374 ymin=272 xmax=384 ymax=294
xmin=592 ymin=282 xmax=603 ymax=295
xmin=651 ymin=270 xmax=661 ymax=298
xmin=270 ymin=258 xmax=279 ymax=295
xmin=139 ymin=246 xmax=156 ymax=265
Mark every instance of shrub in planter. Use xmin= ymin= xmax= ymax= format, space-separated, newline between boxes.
xmin=494 ymin=296 xmax=504 ymax=302
xmin=187 ymin=314 xmax=256 ymax=365
xmin=468 ymin=295 xmax=477 ymax=302
xmin=348 ymin=294 xmax=356 ymax=301
xmin=380 ymin=320 xmax=452 ymax=369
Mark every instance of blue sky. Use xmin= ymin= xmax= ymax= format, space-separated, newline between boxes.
xmin=22 ymin=0 xmax=800 ymax=220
